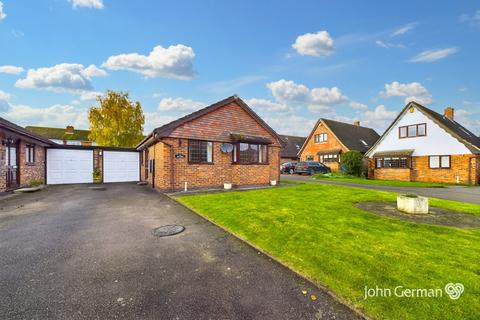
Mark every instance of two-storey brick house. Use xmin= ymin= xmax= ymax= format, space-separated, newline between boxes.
xmin=136 ymin=95 xmax=285 ymax=191
xmin=366 ymin=102 xmax=480 ymax=185
xmin=1 ymin=117 xmax=53 ymax=192
xmin=298 ymin=118 xmax=379 ymax=172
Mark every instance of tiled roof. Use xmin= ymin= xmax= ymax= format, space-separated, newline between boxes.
xmin=321 ymin=119 xmax=380 ymax=153
xmin=0 ymin=117 xmax=53 ymax=145
xmin=25 ymin=126 xmax=92 ymax=141
xmin=279 ymin=135 xmax=306 ymax=158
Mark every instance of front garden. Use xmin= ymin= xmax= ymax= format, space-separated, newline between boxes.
xmin=178 ymin=182 xmax=479 ymax=319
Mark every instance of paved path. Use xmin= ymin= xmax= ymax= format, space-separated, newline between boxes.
xmin=0 ymin=183 xmax=360 ymax=320
xmin=282 ymin=174 xmax=480 ymax=204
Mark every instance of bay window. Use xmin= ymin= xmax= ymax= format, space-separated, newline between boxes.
xmin=233 ymin=143 xmax=268 ymax=164
xmin=375 ymin=157 xmax=410 ymax=168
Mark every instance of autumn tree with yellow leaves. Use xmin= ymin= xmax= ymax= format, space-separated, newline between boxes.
xmin=88 ymin=91 xmax=145 ymax=147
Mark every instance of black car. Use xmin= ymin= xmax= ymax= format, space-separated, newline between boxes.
xmin=294 ymin=161 xmax=330 ymax=175
xmin=280 ymin=162 xmax=297 ymax=174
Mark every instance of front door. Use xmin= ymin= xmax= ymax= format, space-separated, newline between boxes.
xmin=6 ymin=140 xmax=19 ymax=190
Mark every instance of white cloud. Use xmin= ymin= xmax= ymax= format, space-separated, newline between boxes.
xmin=0 ymin=1 xmax=6 ymax=21
xmin=15 ymin=63 xmax=106 ymax=94
xmin=80 ymin=91 xmax=102 ymax=101
xmin=410 ymin=47 xmax=458 ymax=63
xmin=267 ymin=80 xmax=310 ymax=103
xmin=82 ymin=64 xmax=107 ymax=77
xmin=70 ymin=0 xmax=104 ymax=9
xmin=361 ymin=105 xmax=398 ymax=132
xmin=349 ymin=101 xmax=368 ymax=110
xmin=0 ymin=65 xmax=24 ymax=75
xmin=0 ymin=103 xmax=89 ymax=129
xmin=245 ymin=98 xmax=289 ymax=112
xmin=157 ymin=97 xmax=206 ymax=112
xmin=292 ymin=31 xmax=334 ymax=56
xmin=460 ymin=10 xmax=480 ymax=26
xmin=102 ymin=44 xmax=195 ymax=80
xmin=264 ymin=115 xmax=317 ymax=136
xmin=391 ymin=23 xmax=417 ymax=36
xmin=383 ymin=81 xmax=433 ymax=105
xmin=143 ymin=112 xmax=177 ymax=134
xmin=267 ymin=79 xmax=348 ymax=112
xmin=0 ymin=90 xmax=10 ymax=112
xmin=375 ymin=40 xmax=405 ymax=49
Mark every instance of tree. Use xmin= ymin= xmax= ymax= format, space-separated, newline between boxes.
xmin=88 ymin=91 xmax=145 ymax=147
xmin=341 ymin=150 xmax=364 ymax=177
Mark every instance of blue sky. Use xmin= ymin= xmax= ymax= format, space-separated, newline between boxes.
xmin=0 ymin=0 xmax=479 ymax=136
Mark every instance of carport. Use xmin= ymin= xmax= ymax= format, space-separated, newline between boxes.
xmin=46 ymin=146 xmax=140 ymax=185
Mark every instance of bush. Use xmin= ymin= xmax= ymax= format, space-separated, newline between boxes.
xmin=30 ymin=179 xmax=44 ymax=187
xmin=341 ymin=151 xmax=364 ymax=177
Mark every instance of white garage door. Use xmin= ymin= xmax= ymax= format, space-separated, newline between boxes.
xmin=103 ymin=151 xmax=139 ymax=183
xmin=47 ymin=149 xmax=93 ymax=184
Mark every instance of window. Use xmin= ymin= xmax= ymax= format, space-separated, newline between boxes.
xmin=375 ymin=157 xmax=409 ymax=169
xmin=314 ymin=133 xmax=328 ymax=143
xmin=26 ymin=144 xmax=35 ymax=164
xmin=188 ymin=140 xmax=213 ymax=163
xmin=399 ymin=123 xmax=427 ymax=138
xmin=306 ymin=155 xmax=314 ymax=161
xmin=148 ymin=159 xmax=155 ymax=173
xmin=320 ymin=154 xmax=339 ymax=163
xmin=233 ymin=143 xmax=268 ymax=164
xmin=429 ymin=155 xmax=450 ymax=169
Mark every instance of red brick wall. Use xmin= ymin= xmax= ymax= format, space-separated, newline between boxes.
xmin=18 ymin=140 xmax=46 ymax=188
xmin=369 ymin=155 xmax=480 ymax=185
xmin=299 ymin=122 xmax=347 ymax=172
xmin=145 ymin=138 xmax=281 ymax=191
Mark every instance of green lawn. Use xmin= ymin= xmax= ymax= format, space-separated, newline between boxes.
xmin=177 ymin=183 xmax=480 ymax=320
xmin=312 ymin=173 xmax=446 ymax=188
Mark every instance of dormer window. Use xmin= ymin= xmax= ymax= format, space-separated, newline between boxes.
xmin=399 ymin=123 xmax=426 ymax=138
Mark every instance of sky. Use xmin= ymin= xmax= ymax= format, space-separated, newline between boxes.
xmin=0 ymin=0 xmax=479 ymax=137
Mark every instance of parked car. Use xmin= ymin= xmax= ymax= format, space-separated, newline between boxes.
xmin=280 ymin=162 xmax=297 ymax=174
xmin=294 ymin=161 xmax=331 ymax=175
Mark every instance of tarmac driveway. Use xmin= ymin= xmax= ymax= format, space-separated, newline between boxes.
xmin=0 ymin=183 xmax=359 ymax=320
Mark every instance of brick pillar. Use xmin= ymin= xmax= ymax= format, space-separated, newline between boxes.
xmin=93 ymin=148 xmax=103 ymax=183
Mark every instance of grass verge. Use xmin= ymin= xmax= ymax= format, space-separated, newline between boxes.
xmin=177 ymin=182 xmax=479 ymax=320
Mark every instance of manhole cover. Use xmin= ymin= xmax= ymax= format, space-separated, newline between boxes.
xmin=89 ymin=186 xmax=106 ymax=191
xmin=152 ymin=225 xmax=185 ymax=237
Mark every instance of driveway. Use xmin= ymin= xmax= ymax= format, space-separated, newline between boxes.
xmin=0 ymin=183 xmax=359 ymax=320
xmin=283 ymin=174 xmax=480 ymax=204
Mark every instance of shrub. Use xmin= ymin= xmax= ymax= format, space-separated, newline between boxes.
xmin=93 ymin=167 xmax=102 ymax=183
xmin=30 ymin=179 xmax=44 ymax=187
xmin=341 ymin=151 xmax=364 ymax=177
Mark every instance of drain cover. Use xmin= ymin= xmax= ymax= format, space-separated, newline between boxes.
xmin=152 ymin=225 xmax=185 ymax=237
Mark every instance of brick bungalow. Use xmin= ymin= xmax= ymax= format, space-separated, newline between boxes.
xmin=366 ymin=102 xmax=480 ymax=185
xmin=298 ymin=118 xmax=380 ymax=172
xmin=136 ymin=95 xmax=285 ymax=191
xmin=1 ymin=117 xmax=53 ymax=192
xmin=279 ymin=135 xmax=306 ymax=164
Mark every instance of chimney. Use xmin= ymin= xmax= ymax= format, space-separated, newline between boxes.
xmin=66 ymin=125 xmax=74 ymax=134
xmin=444 ymin=107 xmax=455 ymax=120
xmin=353 ymin=120 xmax=361 ymax=126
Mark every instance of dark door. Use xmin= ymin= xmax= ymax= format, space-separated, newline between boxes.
xmin=144 ymin=149 xmax=149 ymax=180
xmin=6 ymin=140 xmax=19 ymax=190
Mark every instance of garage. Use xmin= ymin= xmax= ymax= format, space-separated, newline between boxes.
xmin=103 ymin=150 xmax=139 ymax=183
xmin=47 ymin=149 xmax=93 ymax=184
